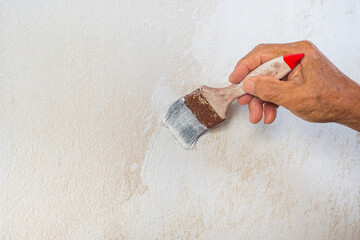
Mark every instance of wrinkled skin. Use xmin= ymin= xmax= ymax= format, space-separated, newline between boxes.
xmin=229 ymin=41 xmax=360 ymax=132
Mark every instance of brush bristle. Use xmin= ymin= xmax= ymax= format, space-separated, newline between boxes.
xmin=162 ymin=98 xmax=207 ymax=149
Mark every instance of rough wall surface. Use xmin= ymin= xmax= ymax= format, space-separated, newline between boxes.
xmin=1 ymin=0 xmax=360 ymax=239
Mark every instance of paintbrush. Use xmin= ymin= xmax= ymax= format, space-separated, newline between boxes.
xmin=163 ymin=53 xmax=305 ymax=149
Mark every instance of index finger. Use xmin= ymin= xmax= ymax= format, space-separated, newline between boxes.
xmin=229 ymin=43 xmax=296 ymax=84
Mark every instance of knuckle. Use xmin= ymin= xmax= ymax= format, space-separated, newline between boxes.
xmin=254 ymin=43 xmax=266 ymax=50
xmin=261 ymin=92 xmax=272 ymax=101
xmin=259 ymin=86 xmax=273 ymax=100
xmin=299 ymin=40 xmax=317 ymax=54
xmin=299 ymin=40 xmax=314 ymax=48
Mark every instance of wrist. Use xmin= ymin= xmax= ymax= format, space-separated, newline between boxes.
xmin=335 ymin=79 xmax=360 ymax=131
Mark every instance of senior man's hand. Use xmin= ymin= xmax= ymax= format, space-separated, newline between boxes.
xmin=229 ymin=41 xmax=360 ymax=132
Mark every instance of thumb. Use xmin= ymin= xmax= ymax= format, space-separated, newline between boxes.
xmin=242 ymin=76 xmax=289 ymax=105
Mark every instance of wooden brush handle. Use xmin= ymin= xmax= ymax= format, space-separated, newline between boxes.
xmin=225 ymin=55 xmax=292 ymax=100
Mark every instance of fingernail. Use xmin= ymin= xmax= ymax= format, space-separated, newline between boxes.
xmin=243 ymin=79 xmax=254 ymax=94
xmin=229 ymin=73 xmax=233 ymax=82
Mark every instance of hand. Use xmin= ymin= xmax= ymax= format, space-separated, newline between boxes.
xmin=229 ymin=41 xmax=360 ymax=132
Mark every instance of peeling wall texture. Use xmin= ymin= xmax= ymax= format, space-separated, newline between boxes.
xmin=1 ymin=0 xmax=360 ymax=239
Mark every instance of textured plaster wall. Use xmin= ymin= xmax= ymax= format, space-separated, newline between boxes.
xmin=1 ymin=0 xmax=360 ymax=239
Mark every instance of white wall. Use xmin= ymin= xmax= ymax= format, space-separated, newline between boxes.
xmin=1 ymin=0 xmax=360 ymax=239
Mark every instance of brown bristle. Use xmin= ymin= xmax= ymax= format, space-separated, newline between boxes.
xmin=184 ymin=89 xmax=225 ymax=128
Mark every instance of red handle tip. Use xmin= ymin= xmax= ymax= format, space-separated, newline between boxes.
xmin=283 ymin=53 xmax=305 ymax=69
